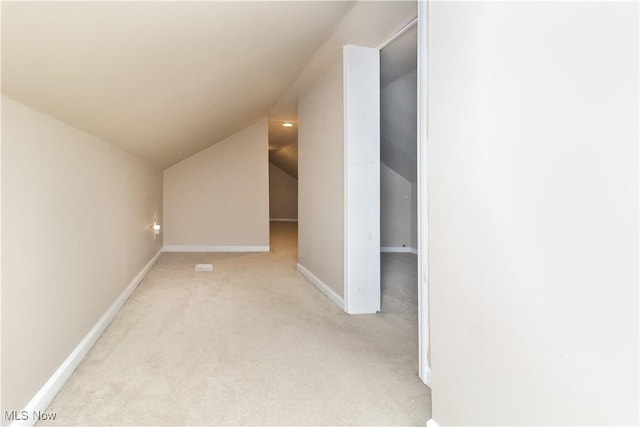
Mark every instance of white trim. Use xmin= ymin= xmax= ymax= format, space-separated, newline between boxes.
xmin=269 ymin=218 xmax=298 ymax=222
xmin=162 ymin=245 xmax=269 ymax=252
xmin=10 ymin=249 xmax=162 ymax=427
xmin=343 ymin=50 xmax=351 ymax=316
xmin=378 ymin=17 xmax=418 ymax=50
xmin=297 ymin=263 xmax=344 ymax=310
xmin=417 ymin=0 xmax=431 ymax=386
xmin=381 ymin=246 xmax=418 ymax=255
xmin=424 ymin=365 xmax=432 ymax=388
xmin=426 ymin=419 xmax=440 ymax=427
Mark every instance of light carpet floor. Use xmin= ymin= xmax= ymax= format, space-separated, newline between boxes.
xmin=41 ymin=222 xmax=431 ymax=426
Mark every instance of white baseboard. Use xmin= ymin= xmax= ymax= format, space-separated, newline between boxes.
xmin=163 ymin=245 xmax=269 ymax=252
xmin=423 ymin=365 xmax=432 ymax=388
xmin=296 ymin=263 xmax=344 ymax=310
xmin=270 ymin=218 xmax=298 ymax=222
xmin=381 ymin=246 xmax=418 ymax=255
xmin=11 ymin=249 xmax=162 ymax=427
xmin=426 ymin=419 xmax=440 ymax=427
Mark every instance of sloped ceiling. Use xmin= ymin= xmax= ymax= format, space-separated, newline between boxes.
xmin=268 ymin=120 xmax=298 ymax=178
xmin=380 ymin=25 xmax=417 ymax=182
xmin=1 ymin=1 xmax=353 ymax=168
xmin=268 ymin=1 xmax=418 ymax=180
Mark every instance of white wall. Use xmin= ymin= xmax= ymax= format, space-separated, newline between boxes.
xmin=298 ymin=56 xmax=345 ymax=298
xmin=428 ymin=2 xmax=638 ymax=425
xmin=381 ymin=69 xmax=418 ymax=183
xmin=381 ymin=163 xmax=412 ymax=248
xmin=380 ymin=54 xmax=418 ymax=252
xmin=163 ymin=120 xmax=270 ymax=250
xmin=269 ymin=163 xmax=298 ymax=220
xmin=1 ymin=96 xmax=163 ymax=418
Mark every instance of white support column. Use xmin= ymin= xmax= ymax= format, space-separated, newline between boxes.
xmin=343 ymin=45 xmax=381 ymax=315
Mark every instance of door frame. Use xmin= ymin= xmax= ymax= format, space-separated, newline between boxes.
xmin=416 ymin=0 xmax=430 ymax=387
xmin=377 ymin=4 xmax=430 ymax=387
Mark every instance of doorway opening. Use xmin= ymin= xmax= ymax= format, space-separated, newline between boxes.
xmin=267 ymin=120 xmax=299 ymax=252
xmin=379 ymin=22 xmax=421 ymax=369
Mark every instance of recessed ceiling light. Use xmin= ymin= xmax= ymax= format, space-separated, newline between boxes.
xmin=282 ymin=122 xmax=293 ymax=127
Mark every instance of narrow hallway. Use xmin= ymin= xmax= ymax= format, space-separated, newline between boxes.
xmin=42 ymin=222 xmax=431 ymax=426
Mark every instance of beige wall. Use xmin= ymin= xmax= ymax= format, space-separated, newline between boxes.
xmin=381 ymin=163 xmax=413 ymax=248
xmin=1 ymin=96 xmax=163 ymax=416
xmin=298 ymin=56 xmax=345 ymax=297
xmin=429 ymin=2 xmax=638 ymax=425
xmin=269 ymin=163 xmax=298 ymax=220
xmin=163 ymin=120 xmax=269 ymax=248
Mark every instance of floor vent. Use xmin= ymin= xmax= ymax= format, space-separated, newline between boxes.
xmin=195 ymin=264 xmax=213 ymax=272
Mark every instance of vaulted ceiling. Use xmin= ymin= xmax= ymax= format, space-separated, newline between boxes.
xmin=381 ymin=25 xmax=418 ymax=182
xmin=1 ymin=1 xmax=354 ymax=168
xmin=268 ymin=120 xmax=299 ymax=178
